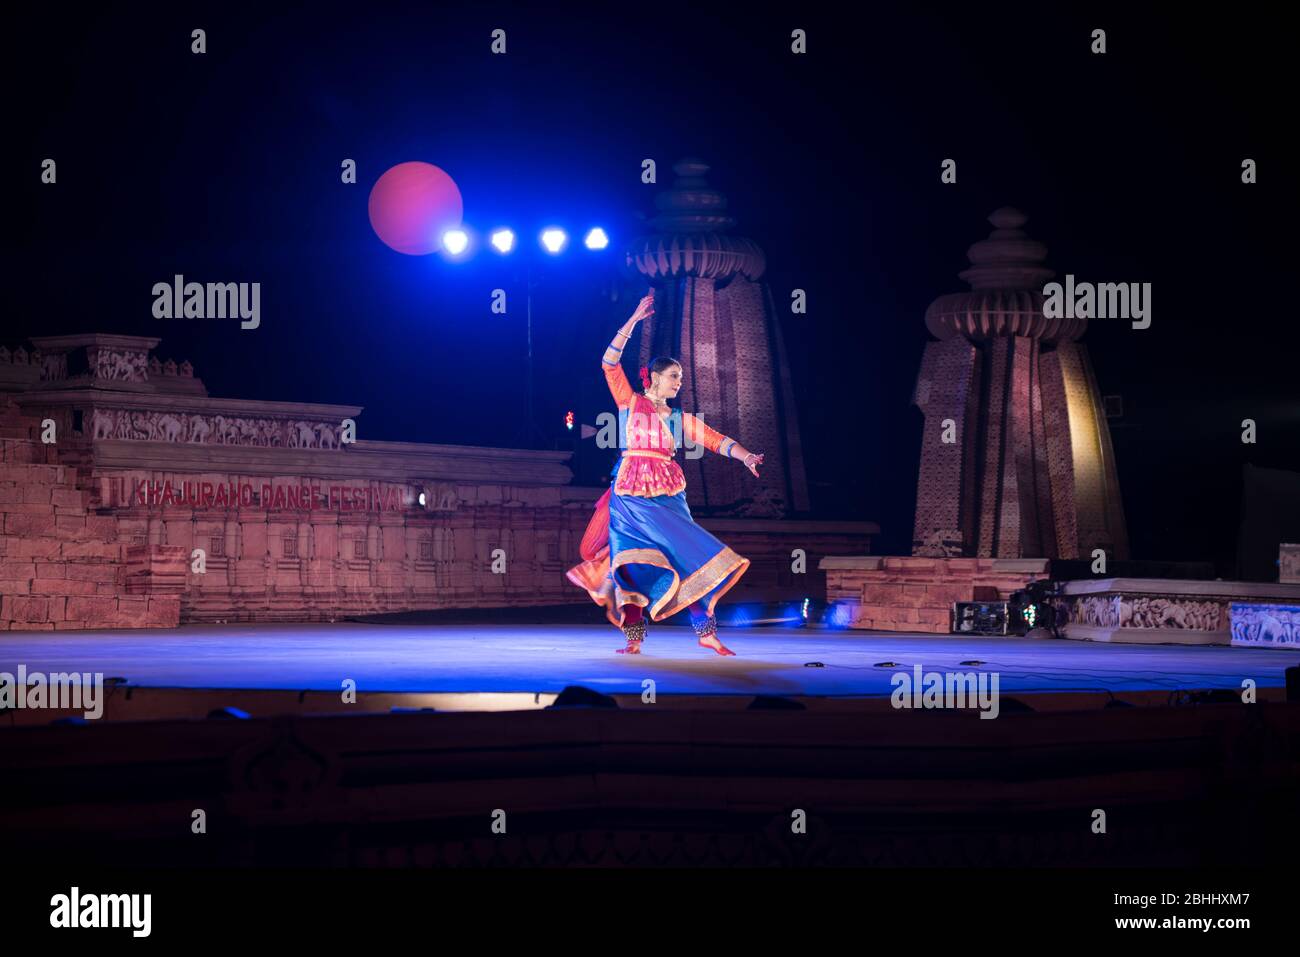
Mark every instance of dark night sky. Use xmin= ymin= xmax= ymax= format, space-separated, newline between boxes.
xmin=8 ymin=2 xmax=1295 ymax=573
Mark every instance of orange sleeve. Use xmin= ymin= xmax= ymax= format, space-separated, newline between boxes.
xmin=601 ymin=336 xmax=635 ymax=406
xmin=683 ymin=412 xmax=737 ymax=458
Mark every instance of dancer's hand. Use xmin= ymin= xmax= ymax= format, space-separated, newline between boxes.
xmin=629 ymin=291 xmax=655 ymax=325
xmin=744 ymin=452 xmax=764 ymax=478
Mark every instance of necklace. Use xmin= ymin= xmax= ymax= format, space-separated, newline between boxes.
xmin=642 ymin=390 xmax=677 ymax=454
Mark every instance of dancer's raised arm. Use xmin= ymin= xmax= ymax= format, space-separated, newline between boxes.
xmin=683 ymin=413 xmax=764 ymax=477
xmin=601 ymin=292 xmax=655 ymax=406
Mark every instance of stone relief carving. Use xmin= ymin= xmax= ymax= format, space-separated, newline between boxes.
xmin=92 ymin=409 xmax=114 ymax=440
xmin=90 ymin=348 xmax=149 ymax=382
xmin=213 ymin=415 xmax=239 ymax=445
xmin=41 ymin=353 xmax=67 ymax=381
xmin=1231 ymin=604 xmax=1299 ymax=646
xmin=1067 ymin=594 xmax=1227 ymax=631
xmin=722 ymin=485 xmax=786 ymax=519
xmin=913 ymin=528 xmax=965 ymax=558
xmin=1281 ymin=544 xmax=1300 ymax=584
xmin=156 ymin=413 xmax=184 ymax=442
xmin=1071 ymin=595 xmax=1119 ymax=627
xmin=428 ymin=481 xmax=458 ymax=511
xmin=188 ymin=415 xmax=211 ymax=443
xmin=88 ymin=407 xmax=345 ymax=449
xmin=315 ymin=422 xmax=339 ymax=449
xmin=288 ymin=421 xmax=316 ymax=448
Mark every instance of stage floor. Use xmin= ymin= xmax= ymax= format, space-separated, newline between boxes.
xmin=2 ymin=621 xmax=1295 ymax=700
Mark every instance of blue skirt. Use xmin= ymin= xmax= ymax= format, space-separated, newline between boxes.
xmin=606 ymin=476 xmax=750 ymax=624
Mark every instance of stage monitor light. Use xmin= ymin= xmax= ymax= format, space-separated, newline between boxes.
xmin=442 ymin=229 xmax=470 ymax=256
xmin=583 ymin=227 xmax=609 ymax=250
xmin=540 ymin=228 xmax=567 ymax=254
xmin=490 ymin=228 xmax=516 ymax=254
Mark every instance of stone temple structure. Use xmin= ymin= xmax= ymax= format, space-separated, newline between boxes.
xmin=821 ymin=207 xmax=1131 ymax=634
xmin=912 ymin=207 xmax=1128 ymax=560
xmin=627 ymin=158 xmax=810 ymax=519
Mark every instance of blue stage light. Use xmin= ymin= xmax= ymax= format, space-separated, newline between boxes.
xmin=490 ymin=228 xmax=515 ymax=254
xmin=584 ymin=227 xmax=609 ymax=250
xmin=442 ymin=229 xmax=469 ymax=256
xmin=540 ymin=228 xmax=567 ymax=253
xmin=825 ymin=602 xmax=852 ymax=629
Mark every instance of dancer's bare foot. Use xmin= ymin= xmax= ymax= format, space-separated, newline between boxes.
xmin=691 ymin=614 xmax=735 ymax=656
xmin=616 ymin=618 xmax=646 ymax=654
xmin=697 ymin=634 xmax=736 ymax=656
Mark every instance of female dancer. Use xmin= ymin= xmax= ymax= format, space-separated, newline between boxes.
xmin=566 ymin=290 xmax=764 ymax=655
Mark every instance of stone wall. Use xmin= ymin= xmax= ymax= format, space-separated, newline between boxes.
xmin=0 ymin=417 xmax=876 ymax=631
xmin=0 ymin=401 xmax=181 ymax=630
xmin=820 ymin=556 xmax=1048 ymax=633
xmin=1 ymin=332 xmax=877 ymax=630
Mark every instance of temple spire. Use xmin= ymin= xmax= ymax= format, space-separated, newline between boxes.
xmin=622 ymin=157 xmax=808 ymax=517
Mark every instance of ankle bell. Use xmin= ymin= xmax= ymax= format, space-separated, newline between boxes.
xmin=690 ymin=614 xmax=717 ymax=639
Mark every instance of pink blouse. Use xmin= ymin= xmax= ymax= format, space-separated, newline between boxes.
xmin=601 ymin=350 xmax=738 ymax=498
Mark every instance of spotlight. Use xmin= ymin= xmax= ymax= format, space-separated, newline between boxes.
xmin=442 ymin=229 xmax=469 ymax=256
xmin=490 ymin=228 xmax=515 ymax=254
xmin=417 ymin=490 xmax=427 ymax=507
xmin=540 ymin=228 xmax=567 ymax=253
xmin=583 ymin=227 xmax=609 ymax=250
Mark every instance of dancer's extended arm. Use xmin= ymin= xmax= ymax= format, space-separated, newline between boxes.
xmin=601 ymin=293 xmax=655 ymax=406
xmin=683 ymin=413 xmax=764 ymax=476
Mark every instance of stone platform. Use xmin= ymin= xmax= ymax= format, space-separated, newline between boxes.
xmin=1058 ymin=577 xmax=1300 ymax=647
xmin=819 ymin=556 xmax=1048 ymax=633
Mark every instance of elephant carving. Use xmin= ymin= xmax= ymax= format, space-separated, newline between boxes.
xmin=90 ymin=409 xmax=115 ymax=440
xmin=289 ymin=421 xmax=316 ymax=448
xmin=188 ymin=415 xmax=211 ymax=443
xmin=156 ymin=413 xmax=184 ymax=442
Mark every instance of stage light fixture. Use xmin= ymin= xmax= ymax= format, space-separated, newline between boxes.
xmin=583 ymin=227 xmax=609 ymax=250
xmin=417 ymin=490 xmax=427 ymax=507
xmin=490 ymin=228 xmax=516 ymax=254
xmin=442 ymin=229 xmax=470 ymax=256
xmin=540 ymin=228 xmax=567 ymax=253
